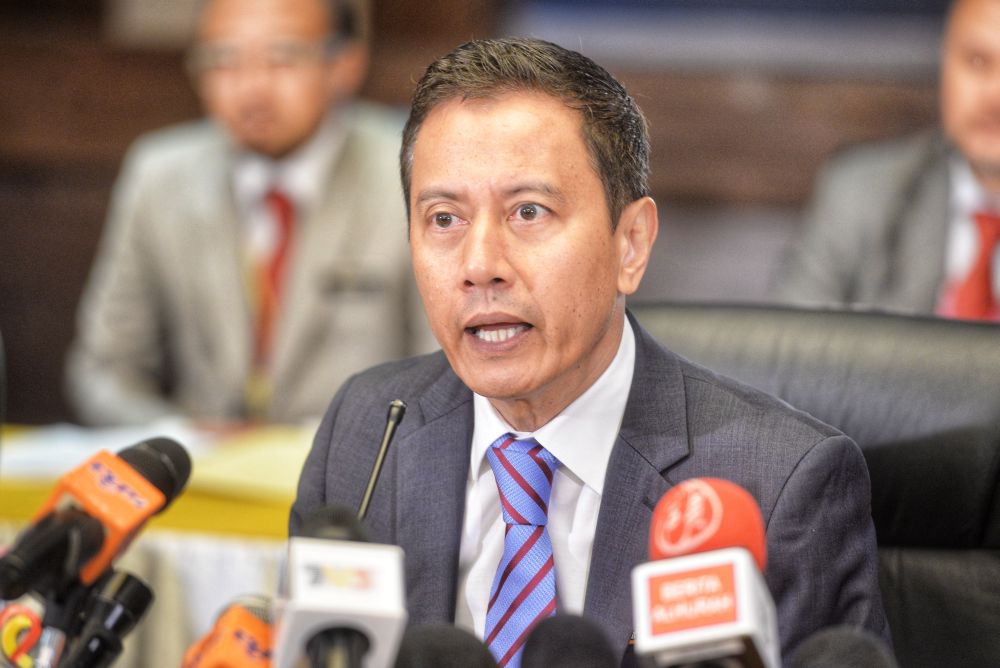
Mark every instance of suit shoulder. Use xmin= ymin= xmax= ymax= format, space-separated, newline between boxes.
xmin=820 ymin=130 xmax=944 ymax=187
xmin=337 ymin=351 xmax=453 ymax=406
xmin=343 ymin=101 xmax=406 ymax=150
xmin=119 ymin=120 xmax=227 ymax=180
xmin=677 ymin=355 xmax=843 ymax=450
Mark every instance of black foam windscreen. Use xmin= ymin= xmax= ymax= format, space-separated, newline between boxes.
xmin=788 ymin=625 xmax=898 ymax=668
xmin=300 ymin=504 xmax=369 ymax=542
xmin=117 ymin=437 xmax=192 ymax=508
xmin=521 ymin=614 xmax=618 ymax=668
xmin=393 ymin=624 xmax=498 ymax=668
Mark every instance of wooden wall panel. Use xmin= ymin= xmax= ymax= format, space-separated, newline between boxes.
xmin=0 ymin=8 xmax=940 ymax=423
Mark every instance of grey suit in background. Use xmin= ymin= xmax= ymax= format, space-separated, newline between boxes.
xmin=775 ymin=131 xmax=951 ymax=313
xmin=290 ymin=313 xmax=889 ymax=662
xmin=67 ymin=103 xmax=435 ymax=425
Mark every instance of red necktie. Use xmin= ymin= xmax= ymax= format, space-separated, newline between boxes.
xmin=254 ymin=188 xmax=295 ymax=366
xmin=952 ymin=211 xmax=1000 ymax=320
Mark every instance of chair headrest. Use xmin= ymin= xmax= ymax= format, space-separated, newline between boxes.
xmin=631 ymin=302 xmax=1000 ymax=549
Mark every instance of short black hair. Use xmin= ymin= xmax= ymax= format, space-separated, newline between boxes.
xmin=400 ymin=37 xmax=651 ymax=229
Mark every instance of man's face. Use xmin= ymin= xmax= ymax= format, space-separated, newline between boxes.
xmin=941 ymin=0 xmax=1000 ymax=185
xmin=195 ymin=0 xmax=349 ymax=158
xmin=408 ymin=91 xmax=653 ymax=429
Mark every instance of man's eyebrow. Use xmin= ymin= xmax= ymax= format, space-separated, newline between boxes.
xmin=414 ymin=182 xmax=567 ymax=208
xmin=414 ymin=188 xmax=461 ymax=207
xmin=503 ymin=181 xmax=566 ymax=203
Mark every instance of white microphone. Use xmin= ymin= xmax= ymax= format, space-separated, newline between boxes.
xmin=272 ymin=506 xmax=407 ymax=668
xmin=631 ymin=477 xmax=780 ymax=668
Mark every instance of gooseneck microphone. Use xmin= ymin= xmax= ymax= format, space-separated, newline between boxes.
xmin=357 ymin=399 xmax=406 ymax=522
xmin=631 ymin=478 xmax=780 ymax=668
xmin=273 ymin=400 xmax=409 ymax=668
xmin=60 ymin=571 xmax=155 ymax=668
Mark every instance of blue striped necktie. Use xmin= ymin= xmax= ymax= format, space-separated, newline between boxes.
xmin=484 ymin=433 xmax=560 ymax=667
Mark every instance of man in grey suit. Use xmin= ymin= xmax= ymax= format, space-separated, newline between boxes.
xmin=291 ymin=38 xmax=888 ymax=665
xmin=67 ymin=0 xmax=433 ymax=426
xmin=776 ymin=0 xmax=1000 ymax=320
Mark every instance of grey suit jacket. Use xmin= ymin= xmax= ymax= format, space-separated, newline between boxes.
xmin=67 ymin=102 xmax=435 ymax=425
xmin=290 ymin=313 xmax=889 ymax=661
xmin=775 ymin=130 xmax=951 ymax=313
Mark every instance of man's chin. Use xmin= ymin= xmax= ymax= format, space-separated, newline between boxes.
xmin=460 ymin=367 xmax=535 ymax=404
xmin=234 ymin=131 xmax=293 ymax=158
xmin=969 ymin=155 xmax=1000 ymax=192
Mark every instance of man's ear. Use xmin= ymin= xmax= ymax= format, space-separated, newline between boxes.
xmin=615 ymin=196 xmax=659 ymax=296
xmin=327 ymin=41 xmax=369 ymax=100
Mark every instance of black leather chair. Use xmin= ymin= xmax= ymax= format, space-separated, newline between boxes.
xmin=629 ymin=302 xmax=1000 ymax=668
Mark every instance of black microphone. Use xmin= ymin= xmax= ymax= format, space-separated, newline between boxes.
xmin=59 ymin=571 xmax=154 ymax=668
xmin=521 ymin=614 xmax=618 ymax=668
xmin=787 ymin=626 xmax=898 ymax=668
xmin=357 ymin=399 xmax=406 ymax=521
xmin=393 ymin=624 xmax=498 ymax=668
xmin=0 ymin=437 xmax=192 ymax=600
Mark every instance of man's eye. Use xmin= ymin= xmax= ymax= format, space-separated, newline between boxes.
xmin=433 ymin=212 xmax=456 ymax=228
xmin=514 ymin=204 xmax=547 ymax=221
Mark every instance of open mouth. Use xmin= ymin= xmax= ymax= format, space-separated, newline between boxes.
xmin=467 ymin=324 xmax=531 ymax=343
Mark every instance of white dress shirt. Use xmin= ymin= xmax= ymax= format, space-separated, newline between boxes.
xmin=941 ymin=156 xmax=1000 ymax=307
xmin=231 ymin=106 xmax=349 ymax=262
xmin=454 ymin=316 xmax=637 ymax=637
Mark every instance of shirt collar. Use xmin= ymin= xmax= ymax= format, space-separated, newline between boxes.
xmin=950 ymin=153 xmax=1000 ymax=216
xmin=231 ymin=105 xmax=350 ymax=215
xmin=471 ymin=315 xmax=636 ymax=495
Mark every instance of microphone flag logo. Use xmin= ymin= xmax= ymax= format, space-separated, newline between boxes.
xmin=88 ymin=461 xmax=150 ymax=509
xmin=651 ymin=479 xmax=723 ymax=559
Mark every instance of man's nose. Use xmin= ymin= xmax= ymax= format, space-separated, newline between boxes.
xmin=461 ymin=217 xmax=511 ymax=289
xmin=231 ymin=63 xmax=275 ymax=96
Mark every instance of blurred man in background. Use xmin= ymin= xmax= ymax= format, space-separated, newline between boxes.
xmin=67 ymin=0 xmax=433 ymax=426
xmin=776 ymin=0 xmax=1000 ymax=322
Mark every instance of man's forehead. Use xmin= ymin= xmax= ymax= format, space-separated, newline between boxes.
xmin=414 ymin=94 xmax=588 ymax=162
xmin=199 ymin=0 xmax=331 ymax=41
xmin=425 ymin=89 xmax=582 ymax=126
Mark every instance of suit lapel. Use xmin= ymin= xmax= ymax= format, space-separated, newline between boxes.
xmin=885 ymin=133 xmax=951 ymax=311
xmin=393 ymin=366 xmax=474 ymax=623
xmin=584 ymin=315 xmax=691 ymax=652
xmin=271 ymin=119 xmax=366 ymax=393
xmin=189 ymin=141 xmax=252 ymax=406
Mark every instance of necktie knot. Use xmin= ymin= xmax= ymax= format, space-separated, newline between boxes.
xmin=949 ymin=210 xmax=1000 ymax=321
xmin=487 ymin=434 xmax=559 ymax=527
xmin=265 ymin=188 xmax=295 ymax=237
